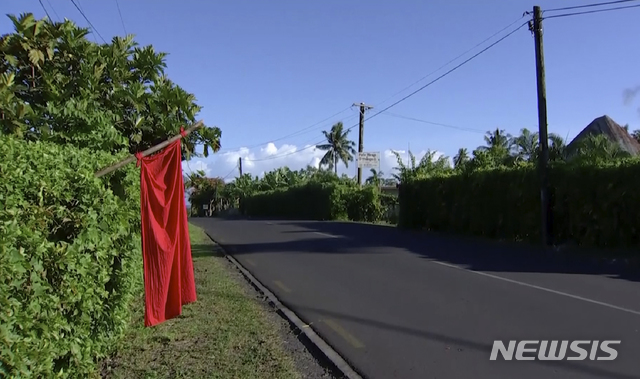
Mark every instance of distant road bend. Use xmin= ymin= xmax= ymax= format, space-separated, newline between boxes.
xmin=191 ymin=217 xmax=640 ymax=379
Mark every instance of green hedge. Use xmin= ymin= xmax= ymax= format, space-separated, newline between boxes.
xmin=0 ymin=136 xmax=141 ymax=378
xmin=243 ymin=182 xmax=387 ymax=222
xmin=398 ymin=159 xmax=640 ymax=249
xmin=244 ymin=182 xmax=340 ymax=220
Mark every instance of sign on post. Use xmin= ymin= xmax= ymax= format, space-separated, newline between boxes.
xmin=357 ymin=152 xmax=380 ymax=169
xmin=202 ymin=204 xmax=209 ymax=210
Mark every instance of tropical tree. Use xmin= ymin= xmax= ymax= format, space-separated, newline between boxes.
xmin=365 ymin=168 xmax=384 ymax=186
xmin=632 ymin=129 xmax=640 ymax=144
xmin=547 ymin=133 xmax=567 ymax=162
xmin=453 ymin=148 xmax=470 ymax=170
xmin=510 ymin=128 xmax=539 ymax=162
xmin=569 ymin=134 xmax=631 ymax=164
xmin=480 ymin=128 xmax=512 ymax=152
xmin=316 ymin=122 xmax=356 ymax=175
xmin=391 ymin=149 xmax=450 ymax=183
xmin=0 ymin=13 xmax=221 ymax=159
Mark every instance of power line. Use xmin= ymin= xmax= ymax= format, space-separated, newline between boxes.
xmin=544 ymin=3 xmax=640 ymax=18
xmin=38 ymin=0 xmax=52 ymax=20
xmin=221 ymin=164 xmax=238 ymax=180
xmin=114 ymin=0 xmax=128 ymax=35
xmin=230 ymin=16 xmax=531 ymax=161
xmin=362 ymin=21 xmax=530 ymax=126
xmin=218 ymin=107 xmax=355 ymax=152
xmin=544 ymin=0 xmax=639 ymax=12
xmin=244 ymin=134 xmax=325 ymax=162
xmin=45 ymin=0 xmax=61 ymax=21
xmin=373 ymin=15 xmax=528 ymax=109
xmin=247 ymin=21 xmax=528 ymax=163
xmin=69 ymin=0 xmax=106 ymax=43
xmin=381 ymin=112 xmax=486 ymax=134
xmin=249 ymin=19 xmax=529 ymax=163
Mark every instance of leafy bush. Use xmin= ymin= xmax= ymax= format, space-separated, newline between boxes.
xmin=398 ymin=167 xmax=540 ymax=241
xmin=0 ymin=136 xmax=141 ymax=378
xmin=340 ymin=186 xmax=384 ymax=222
xmin=243 ymin=182 xmax=340 ymax=220
xmin=398 ymin=159 xmax=640 ymax=249
xmin=243 ymin=182 xmax=389 ymax=222
xmin=550 ymin=159 xmax=640 ymax=248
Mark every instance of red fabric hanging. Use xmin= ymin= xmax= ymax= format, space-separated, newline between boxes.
xmin=138 ymin=139 xmax=197 ymax=327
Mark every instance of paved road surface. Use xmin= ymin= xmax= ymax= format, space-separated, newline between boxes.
xmin=190 ymin=218 xmax=640 ymax=379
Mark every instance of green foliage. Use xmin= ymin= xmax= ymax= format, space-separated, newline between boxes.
xmin=340 ymin=186 xmax=384 ymax=222
xmin=316 ymin=122 xmax=356 ymax=175
xmin=243 ymin=182 xmax=388 ymax=223
xmin=0 ymin=136 xmax=141 ymax=378
xmin=391 ymin=149 xmax=451 ymax=183
xmin=398 ymin=168 xmax=540 ymax=241
xmin=399 ymin=158 xmax=640 ymax=249
xmin=0 ymin=12 xmax=216 ymax=377
xmin=550 ymin=159 xmax=640 ymax=248
xmin=0 ymin=13 xmax=221 ymax=159
xmin=244 ymin=182 xmax=342 ymax=220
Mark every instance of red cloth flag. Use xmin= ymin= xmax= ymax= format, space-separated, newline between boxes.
xmin=138 ymin=139 xmax=197 ymax=327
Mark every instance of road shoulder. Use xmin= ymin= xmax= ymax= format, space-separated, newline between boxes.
xmin=101 ymin=223 xmax=338 ymax=379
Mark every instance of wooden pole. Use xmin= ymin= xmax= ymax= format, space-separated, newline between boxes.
xmin=532 ymin=6 xmax=552 ymax=246
xmin=354 ymin=102 xmax=373 ymax=186
xmin=94 ymin=120 xmax=204 ymax=178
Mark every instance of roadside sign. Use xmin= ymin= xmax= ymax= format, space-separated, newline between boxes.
xmin=357 ymin=152 xmax=380 ymax=168
xmin=202 ymin=204 xmax=209 ymax=210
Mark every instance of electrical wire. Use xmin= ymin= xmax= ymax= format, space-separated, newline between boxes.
xmin=373 ymin=15 xmax=528 ymax=109
xmin=221 ymin=164 xmax=239 ymax=180
xmin=544 ymin=0 xmax=639 ymax=12
xmin=231 ymin=16 xmax=532 ymax=162
xmin=244 ymin=134 xmax=327 ymax=162
xmin=45 ymin=0 xmax=61 ymax=21
xmin=70 ymin=0 xmax=106 ymax=43
xmin=381 ymin=112 xmax=486 ymax=134
xmin=244 ymin=20 xmax=529 ymax=163
xmin=544 ymin=3 xmax=640 ymax=18
xmin=361 ymin=21 xmax=530 ymax=127
xmin=218 ymin=106 xmax=355 ymax=152
xmin=114 ymin=0 xmax=128 ymax=35
xmin=38 ymin=0 xmax=52 ymax=20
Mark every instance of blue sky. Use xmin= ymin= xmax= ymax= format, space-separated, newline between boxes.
xmin=3 ymin=0 xmax=639 ymax=180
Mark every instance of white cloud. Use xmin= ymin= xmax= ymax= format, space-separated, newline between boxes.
xmin=182 ymin=143 xmax=449 ymax=181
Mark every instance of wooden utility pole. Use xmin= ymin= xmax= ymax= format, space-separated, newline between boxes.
xmin=238 ymin=157 xmax=243 ymax=176
xmin=532 ymin=5 xmax=552 ymax=246
xmin=354 ymin=102 xmax=373 ymax=186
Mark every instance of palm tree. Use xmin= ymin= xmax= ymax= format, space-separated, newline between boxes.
xmin=510 ymin=128 xmax=539 ymax=162
xmin=316 ymin=122 xmax=356 ymax=175
xmin=480 ymin=128 xmax=512 ymax=151
xmin=547 ymin=133 xmax=567 ymax=162
xmin=453 ymin=148 xmax=470 ymax=169
xmin=365 ymin=168 xmax=384 ymax=186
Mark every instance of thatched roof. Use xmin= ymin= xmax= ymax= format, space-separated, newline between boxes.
xmin=565 ymin=115 xmax=640 ymax=156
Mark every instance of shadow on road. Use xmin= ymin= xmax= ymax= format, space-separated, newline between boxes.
xmin=291 ymin=303 xmax=638 ymax=379
xmin=211 ymin=218 xmax=640 ymax=283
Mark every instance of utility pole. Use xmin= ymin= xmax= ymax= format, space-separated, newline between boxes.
xmin=238 ymin=157 xmax=243 ymax=176
xmin=353 ymin=102 xmax=373 ymax=186
xmin=532 ymin=5 xmax=552 ymax=247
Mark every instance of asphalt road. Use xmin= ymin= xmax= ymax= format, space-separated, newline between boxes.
xmin=190 ymin=217 xmax=640 ymax=379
